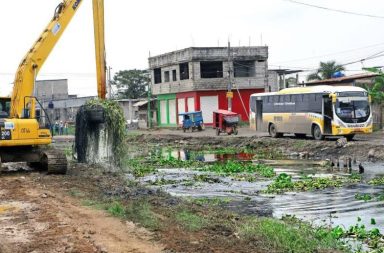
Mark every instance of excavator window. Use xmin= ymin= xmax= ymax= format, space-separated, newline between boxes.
xmin=0 ymin=99 xmax=10 ymax=119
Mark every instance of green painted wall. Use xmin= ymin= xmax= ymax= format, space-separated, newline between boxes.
xmin=157 ymin=94 xmax=177 ymax=127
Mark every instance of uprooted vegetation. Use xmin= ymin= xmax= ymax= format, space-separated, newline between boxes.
xmin=75 ymin=99 xmax=127 ymax=167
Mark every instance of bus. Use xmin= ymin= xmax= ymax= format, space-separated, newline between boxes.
xmin=249 ymin=85 xmax=372 ymax=140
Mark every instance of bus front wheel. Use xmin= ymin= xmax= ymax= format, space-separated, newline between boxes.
xmin=269 ymin=124 xmax=282 ymax=138
xmin=345 ymin=134 xmax=355 ymax=141
xmin=312 ymin=125 xmax=324 ymax=140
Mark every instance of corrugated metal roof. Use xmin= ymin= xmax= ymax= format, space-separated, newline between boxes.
xmin=133 ymin=100 xmax=148 ymax=107
xmin=306 ymin=73 xmax=378 ymax=85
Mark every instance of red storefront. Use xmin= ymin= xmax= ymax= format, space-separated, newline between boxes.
xmin=176 ymin=89 xmax=263 ymax=125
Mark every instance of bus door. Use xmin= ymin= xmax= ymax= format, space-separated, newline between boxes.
xmin=256 ymin=99 xmax=263 ymax=131
xmin=323 ymin=96 xmax=333 ymax=134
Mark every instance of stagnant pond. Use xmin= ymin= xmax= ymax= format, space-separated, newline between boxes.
xmin=135 ymin=149 xmax=384 ymax=232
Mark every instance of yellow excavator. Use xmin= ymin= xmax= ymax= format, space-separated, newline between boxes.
xmin=0 ymin=0 xmax=106 ymax=173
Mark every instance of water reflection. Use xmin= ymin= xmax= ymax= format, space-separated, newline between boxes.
xmin=140 ymin=161 xmax=384 ymax=231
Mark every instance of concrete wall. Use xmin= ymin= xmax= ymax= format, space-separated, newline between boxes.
xmin=267 ymin=71 xmax=279 ymax=92
xmin=35 ymin=79 xmax=69 ymax=100
xmin=43 ymin=96 xmax=96 ymax=122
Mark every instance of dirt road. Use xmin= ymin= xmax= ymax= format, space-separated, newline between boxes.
xmin=0 ymin=172 xmax=163 ymax=253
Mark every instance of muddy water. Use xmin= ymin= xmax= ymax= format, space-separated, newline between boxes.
xmin=140 ymin=160 xmax=384 ymax=231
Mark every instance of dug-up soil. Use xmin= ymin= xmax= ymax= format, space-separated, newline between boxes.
xmin=0 ymin=169 xmax=163 ymax=253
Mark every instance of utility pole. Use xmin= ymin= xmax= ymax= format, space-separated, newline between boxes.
xmin=147 ymin=75 xmax=152 ymax=129
xmin=227 ymin=41 xmax=233 ymax=111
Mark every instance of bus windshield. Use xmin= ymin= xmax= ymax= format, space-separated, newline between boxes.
xmin=336 ymin=97 xmax=370 ymax=123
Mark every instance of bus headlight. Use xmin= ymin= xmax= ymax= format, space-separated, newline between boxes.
xmin=366 ymin=117 xmax=373 ymax=126
xmin=334 ymin=118 xmax=347 ymax=128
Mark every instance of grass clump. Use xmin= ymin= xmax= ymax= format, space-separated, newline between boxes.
xmin=125 ymin=201 xmax=160 ymax=230
xmin=237 ymin=216 xmax=345 ymax=253
xmin=263 ymin=173 xmax=344 ymax=194
xmin=106 ymin=201 xmax=125 ymax=218
xmin=175 ymin=210 xmax=207 ymax=232
xmin=190 ymin=197 xmax=231 ymax=206
xmin=202 ymin=161 xmax=275 ymax=178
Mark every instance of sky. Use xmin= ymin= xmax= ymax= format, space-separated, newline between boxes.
xmin=1 ymin=0 xmax=384 ymax=97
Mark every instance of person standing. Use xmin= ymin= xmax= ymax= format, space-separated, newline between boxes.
xmin=59 ymin=121 xmax=64 ymax=135
xmin=64 ymin=121 xmax=68 ymax=135
xmin=54 ymin=121 xmax=59 ymax=135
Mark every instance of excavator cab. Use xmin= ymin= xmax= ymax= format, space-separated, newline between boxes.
xmin=0 ymin=97 xmax=11 ymax=119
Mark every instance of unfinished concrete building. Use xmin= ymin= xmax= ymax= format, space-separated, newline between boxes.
xmin=149 ymin=46 xmax=268 ymax=127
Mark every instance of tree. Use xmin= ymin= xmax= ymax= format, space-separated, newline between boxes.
xmin=363 ymin=67 xmax=384 ymax=104
xmin=307 ymin=61 xmax=345 ymax=81
xmin=112 ymin=69 xmax=150 ymax=99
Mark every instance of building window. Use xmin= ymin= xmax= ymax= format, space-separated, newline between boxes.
xmin=172 ymin=69 xmax=177 ymax=81
xmin=179 ymin=63 xmax=189 ymax=80
xmin=154 ymin=68 xmax=162 ymax=84
xmin=164 ymin=71 xmax=170 ymax=82
xmin=234 ymin=61 xmax=255 ymax=77
xmin=200 ymin=61 xmax=223 ymax=78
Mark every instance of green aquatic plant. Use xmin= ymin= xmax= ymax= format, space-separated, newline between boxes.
xmin=263 ymin=173 xmax=294 ymax=194
xmin=263 ymin=174 xmax=344 ymax=194
xmin=355 ymin=193 xmax=373 ymax=202
xmin=201 ymin=160 xmax=275 ymax=178
xmin=369 ymin=176 xmax=384 ymax=186
xmin=124 ymin=158 xmax=156 ymax=177
xmin=155 ymin=156 xmax=200 ymax=168
xmin=326 ymin=217 xmax=384 ymax=250
xmin=349 ymin=172 xmax=362 ymax=181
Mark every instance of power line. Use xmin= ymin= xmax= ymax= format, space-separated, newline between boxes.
xmin=341 ymin=51 xmax=384 ymax=66
xmin=272 ymin=42 xmax=384 ymax=64
xmin=283 ymin=0 xmax=384 ymax=19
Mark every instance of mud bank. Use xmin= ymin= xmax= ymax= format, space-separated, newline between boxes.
xmin=128 ymin=133 xmax=384 ymax=162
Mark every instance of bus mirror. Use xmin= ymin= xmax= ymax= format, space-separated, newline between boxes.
xmin=368 ymin=95 xmax=372 ymax=103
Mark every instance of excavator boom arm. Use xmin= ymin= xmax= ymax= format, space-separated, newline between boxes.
xmin=93 ymin=0 xmax=106 ymax=99
xmin=10 ymin=0 xmax=106 ymax=118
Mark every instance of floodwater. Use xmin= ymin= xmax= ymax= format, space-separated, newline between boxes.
xmin=139 ymin=151 xmax=384 ymax=232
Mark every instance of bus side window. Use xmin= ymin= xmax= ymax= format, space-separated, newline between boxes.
xmin=273 ymin=96 xmax=279 ymax=103
xmin=250 ymin=97 xmax=256 ymax=113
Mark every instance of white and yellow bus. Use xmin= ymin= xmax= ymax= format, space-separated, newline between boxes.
xmin=249 ymin=85 xmax=372 ymax=140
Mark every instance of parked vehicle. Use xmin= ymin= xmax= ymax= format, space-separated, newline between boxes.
xmin=213 ymin=110 xmax=239 ymax=136
xmin=249 ymin=85 xmax=372 ymax=140
xmin=179 ymin=111 xmax=204 ymax=132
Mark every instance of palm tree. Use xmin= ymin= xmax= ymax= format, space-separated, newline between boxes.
xmin=307 ymin=61 xmax=345 ymax=81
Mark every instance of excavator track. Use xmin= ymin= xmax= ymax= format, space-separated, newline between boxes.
xmin=41 ymin=149 xmax=68 ymax=174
